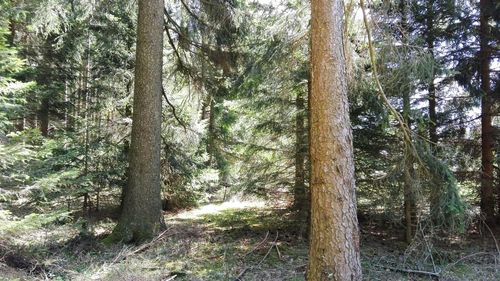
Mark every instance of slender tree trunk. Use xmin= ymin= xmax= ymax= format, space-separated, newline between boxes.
xmin=293 ymin=88 xmax=309 ymax=230
xmin=109 ymin=0 xmax=165 ymax=243
xmin=8 ymin=18 xmax=16 ymax=46
xmin=9 ymin=17 xmax=22 ymax=132
xmin=64 ymin=82 xmax=69 ymax=130
xmin=479 ymin=0 xmax=495 ymax=224
xmin=496 ymin=149 xmax=500 ymax=218
xmin=83 ymin=80 xmax=90 ymax=213
xmin=426 ymin=0 xmax=437 ymax=146
xmin=38 ymin=97 xmax=49 ymax=137
xmin=399 ymin=0 xmax=417 ymax=243
xmin=293 ymin=89 xmax=308 ymax=223
xmin=426 ymin=0 xmax=441 ymax=222
xmin=82 ymin=26 xmax=92 ymax=214
xmin=307 ymin=0 xmax=362 ymax=279
xmin=403 ymin=84 xmax=417 ymax=243
xmin=208 ymin=98 xmax=216 ymax=165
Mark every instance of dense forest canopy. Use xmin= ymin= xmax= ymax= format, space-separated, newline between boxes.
xmin=0 ymin=0 xmax=499 ymax=280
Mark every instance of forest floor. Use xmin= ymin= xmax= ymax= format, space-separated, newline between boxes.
xmin=1 ymin=197 xmax=499 ymax=281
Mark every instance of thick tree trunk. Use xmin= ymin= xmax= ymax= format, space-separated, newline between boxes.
xmin=479 ymin=0 xmax=495 ymax=224
xmin=110 ymin=0 xmax=165 ymax=243
xmin=307 ymin=0 xmax=362 ymax=279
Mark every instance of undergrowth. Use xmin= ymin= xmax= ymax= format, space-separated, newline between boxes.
xmin=0 ymin=201 xmax=498 ymax=281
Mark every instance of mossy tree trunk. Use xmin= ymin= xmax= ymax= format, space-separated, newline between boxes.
xmin=110 ymin=0 xmax=165 ymax=243
xmin=307 ymin=0 xmax=362 ymax=279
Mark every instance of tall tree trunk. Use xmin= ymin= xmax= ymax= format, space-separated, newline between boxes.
xmin=426 ymin=0 xmax=441 ymax=223
xmin=426 ymin=0 xmax=437 ymax=146
xmin=82 ymin=23 xmax=92 ymax=214
xmin=307 ymin=0 xmax=362 ymax=279
xmin=399 ymin=0 xmax=417 ymax=243
xmin=293 ymin=88 xmax=308 ymax=223
xmin=497 ymin=149 xmax=500 ymax=218
xmin=479 ymin=0 xmax=495 ymax=224
xmin=208 ymin=97 xmax=216 ymax=165
xmin=109 ymin=0 xmax=165 ymax=243
xmin=403 ymin=91 xmax=417 ymax=243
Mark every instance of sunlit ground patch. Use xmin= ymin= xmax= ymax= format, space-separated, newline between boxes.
xmin=171 ymin=199 xmax=267 ymax=221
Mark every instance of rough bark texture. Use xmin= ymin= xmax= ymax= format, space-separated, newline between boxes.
xmin=307 ymin=0 xmax=362 ymax=280
xmin=110 ymin=0 xmax=164 ymax=243
xmin=479 ymin=0 xmax=495 ymax=225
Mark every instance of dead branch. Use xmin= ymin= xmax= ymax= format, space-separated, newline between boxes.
xmin=162 ymin=86 xmax=188 ymax=132
xmin=234 ymin=232 xmax=279 ymax=281
xmin=441 ymin=252 xmax=494 ymax=273
xmin=112 ymin=228 xmax=171 ymax=264
xmin=244 ymin=231 xmax=269 ymax=257
xmin=376 ymin=265 xmax=439 ymax=278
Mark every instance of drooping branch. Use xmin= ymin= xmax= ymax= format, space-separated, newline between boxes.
xmin=162 ymin=86 xmax=187 ymax=131
xmin=359 ymin=0 xmax=425 ymax=167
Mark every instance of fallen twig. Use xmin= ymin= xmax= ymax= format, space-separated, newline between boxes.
xmin=245 ymin=231 xmax=269 ymax=257
xmin=376 ymin=265 xmax=439 ymax=278
xmin=233 ymin=267 xmax=249 ymax=281
xmin=163 ymin=274 xmax=177 ymax=281
xmin=440 ymin=252 xmax=494 ymax=273
xmin=112 ymin=228 xmax=171 ymax=264
xmin=275 ymin=244 xmax=282 ymax=259
xmin=234 ymin=232 xmax=279 ymax=281
xmin=131 ymin=228 xmax=171 ymax=256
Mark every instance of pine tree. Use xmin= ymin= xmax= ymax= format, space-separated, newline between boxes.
xmin=307 ymin=0 xmax=362 ymax=279
xmin=109 ymin=0 xmax=165 ymax=243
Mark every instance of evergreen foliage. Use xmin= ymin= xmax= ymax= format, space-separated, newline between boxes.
xmin=0 ymin=1 xmax=498 ymax=277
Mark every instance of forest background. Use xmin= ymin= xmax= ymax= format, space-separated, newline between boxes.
xmin=0 ymin=0 xmax=499 ymax=280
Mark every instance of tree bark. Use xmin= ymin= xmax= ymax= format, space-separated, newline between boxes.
xmin=479 ymin=0 xmax=495 ymax=224
xmin=110 ymin=0 xmax=165 ymax=243
xmin=307 ymin=0 xmax=362 ymax=279
xmin=293 ymin=88 xmax=308 ymax=225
